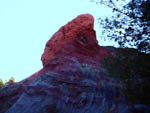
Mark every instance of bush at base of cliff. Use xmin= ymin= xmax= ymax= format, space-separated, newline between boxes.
xmin=0 ymin=79 xmax=5 ymax=88
xmin=101 ymin=49 xmax=150 ymax=105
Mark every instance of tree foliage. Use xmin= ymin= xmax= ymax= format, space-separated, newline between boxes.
xmin=0 ymin=79 xmax=4 ymax=88
xmin=101 ymin=49 xmax=150 ymax=105
xmin=96 ymin=0 xmax=150 ymax=53
xmin=6 ymin=77 xmax=15 ymax=85
xmin=0 ymin=77 xmax=16 ymax=88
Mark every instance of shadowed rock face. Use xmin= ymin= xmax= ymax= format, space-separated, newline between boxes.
xmin=0 ymin=14 xmax=150 ymax=113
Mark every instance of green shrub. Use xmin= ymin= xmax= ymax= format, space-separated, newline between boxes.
xmin=0 ymin=77 xmax=16 ymax=88
xmin=0 ymin=79 xmax=4 ymax=88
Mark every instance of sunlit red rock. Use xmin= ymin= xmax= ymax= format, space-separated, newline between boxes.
xmin=0 ymin=14 xmax=150 ymax=113
xmin=41 ymin=14 xmax=108 ymax=67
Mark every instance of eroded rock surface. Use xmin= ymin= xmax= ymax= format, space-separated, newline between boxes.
xmin=0 ymin=14 xmax=150 ymax=113
xmin=41 ymin=14 xmax=108 ymax=67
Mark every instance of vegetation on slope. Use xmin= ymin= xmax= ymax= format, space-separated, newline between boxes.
xmin=101 ymin=48 xmax=150 ymax=105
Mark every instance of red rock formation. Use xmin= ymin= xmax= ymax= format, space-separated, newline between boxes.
xmin=1 ymin=14 xmax=149 ymax=113
xmin=41 ymin=14 xmax=108 ymax=67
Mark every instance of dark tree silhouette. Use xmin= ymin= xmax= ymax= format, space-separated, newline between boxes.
xmin=96 ymin=0 xmax=150 ymax=53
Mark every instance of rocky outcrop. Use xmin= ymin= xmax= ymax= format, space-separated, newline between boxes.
xmin=0 ymin=14 xmax=150 ymax=113
xmin=41 ymin=14 xmax=108 ymax=67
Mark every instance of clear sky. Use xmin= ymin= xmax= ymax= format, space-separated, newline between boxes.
xmin=0 ymin=0 xmax=115 ymax=82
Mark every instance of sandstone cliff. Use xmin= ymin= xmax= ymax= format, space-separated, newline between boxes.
xmin=0 ymin=14 xmax=150 ymax=113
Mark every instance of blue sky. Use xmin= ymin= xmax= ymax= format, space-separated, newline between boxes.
xmin=0 ymin=0 xmax=114 ymax=82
